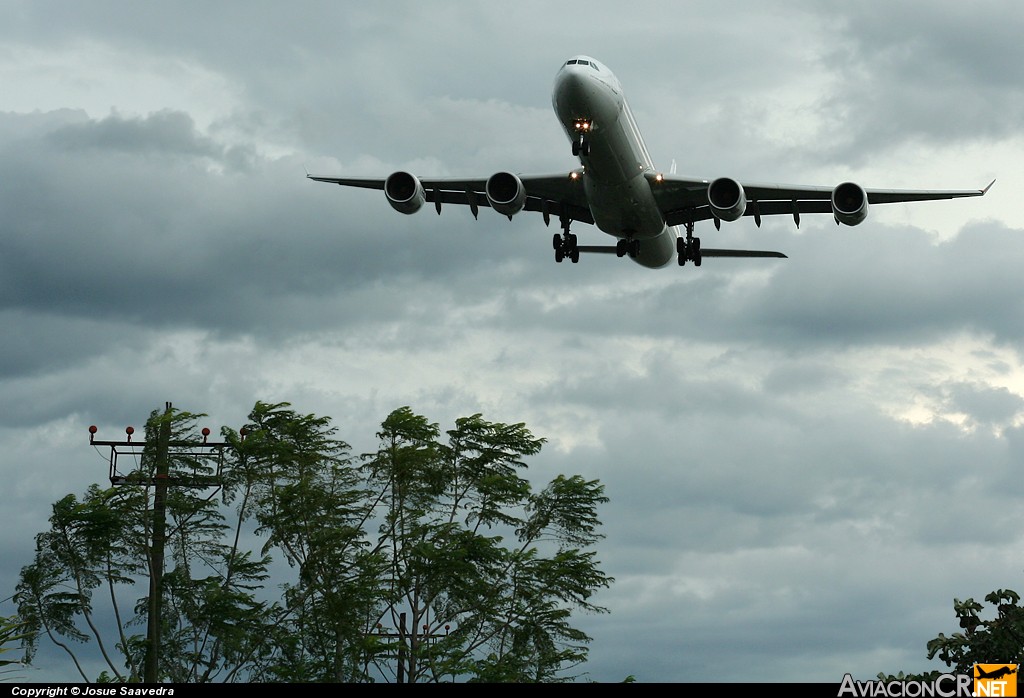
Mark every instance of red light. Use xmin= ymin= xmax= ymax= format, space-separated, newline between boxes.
xmin=89 ymin=425 xmax=98 ymax=434
xmin=125 ymin=426 xmax=135 ymax=435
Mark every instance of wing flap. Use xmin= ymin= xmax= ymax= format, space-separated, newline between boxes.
xmin=663 ymin=200 xmax=833 ymax=227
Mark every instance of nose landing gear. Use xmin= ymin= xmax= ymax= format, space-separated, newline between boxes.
xmin=571 ymin=120 xmax=592 ymax=157
xmin=571 ymin=135 xmax=590 ymax=157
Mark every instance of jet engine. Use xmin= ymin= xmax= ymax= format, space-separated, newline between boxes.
xmin=384 ymin=171 xmax=426 ymax=214
xmin=485 ymin=171 xmax=527 ymax=217
xmin=831 ymin=181 xmax=869 ymax=226
xmin=707 ymin=177 xmax=747 ymax=222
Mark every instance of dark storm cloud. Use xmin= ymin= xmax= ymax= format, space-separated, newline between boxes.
xmin=0 ymin=310 xmax=113 ymax=378
xmin=745 ymin=220 xmax=1024 ymax=347
xmin=939 ymin=381 xmax=1024 ymax=428
xmin=808 ymin=2 xmax=1024 ymax=160
xmin=0 ymin=108 xmax=531 ymax=336
xmin=48 ymin=110 xmax=223 ymax=157
xmin=425 ymin=216 xmax=1024 ymax=356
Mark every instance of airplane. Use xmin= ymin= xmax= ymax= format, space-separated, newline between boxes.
xmin=308 ymin=55 xmax=993 ymax=269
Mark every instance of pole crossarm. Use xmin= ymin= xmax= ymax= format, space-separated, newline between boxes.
xmin=89 ymin=424 xmax=230 ymax=488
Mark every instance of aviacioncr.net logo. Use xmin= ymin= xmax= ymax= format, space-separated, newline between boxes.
xmin=974 ymin=664 xmax=1018 ymax=697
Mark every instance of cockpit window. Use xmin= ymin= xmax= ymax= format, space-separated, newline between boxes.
xmin=579 ymin=60 xmax=590 ymax=66
xmin=566 ymin=59 xmax=578 ymax=65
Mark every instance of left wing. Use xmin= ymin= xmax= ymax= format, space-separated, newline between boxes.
xmin=647 ymin=173 xmax=994 ymax=228
xmin=307 ymin=171 xmax=595 ymax=224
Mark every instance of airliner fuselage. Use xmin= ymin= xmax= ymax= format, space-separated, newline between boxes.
xmin=552 ymin=56 xmax=677 ymax=267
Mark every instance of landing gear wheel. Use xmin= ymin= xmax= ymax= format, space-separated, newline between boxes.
xmin=616 ymin=239 xmax=627 ymax=258
xmin=554 ymin=231 xmax=578 ymax=264
xmin=571 ymin=140 xmax=580 ymax=157
xmin=677 ymin=234 xmax=702 ymax=266
xmin=628 ymin=239 xmax=640 ymax=258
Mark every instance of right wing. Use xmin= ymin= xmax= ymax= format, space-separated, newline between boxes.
xmin=647 ymin=173 xmax=994 ymax=227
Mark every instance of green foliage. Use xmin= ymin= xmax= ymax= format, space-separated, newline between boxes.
xmin=1 ymin=615 xmax=30 ymax=674
xmin=231 ymin=401 xmax=383 ymax=682
xmin=13 ymin=402 xmax=611 ymax=683
xmin=880 ymin=588 xmax=1024 ymax=680
xmin=361 ymin=408 xmax=611 ymax=683
xmin=16 ymin=407 xmax=275 ymax=682
xmin=926 ymin=590 xmax=1024 ymax=674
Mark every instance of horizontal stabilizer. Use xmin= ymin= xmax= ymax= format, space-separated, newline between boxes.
xmin=576 ymin=245 xmax=619 ymax=254
xmin=700 ymin=249 xmax=788 ymax=258
xmin=574 ymin=245 xmax=787 ymax=259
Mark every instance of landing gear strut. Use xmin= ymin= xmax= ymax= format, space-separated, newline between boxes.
xmin=677 ymin=222 xmax=701 ymax=266
xmin=553 ymin=218 xmax=580 ymax=263
xmin=571 ymin=120 xmax=592 ymax=157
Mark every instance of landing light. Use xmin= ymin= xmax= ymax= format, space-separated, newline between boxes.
xmin=655 ymin=173 xmax=664 ymax=182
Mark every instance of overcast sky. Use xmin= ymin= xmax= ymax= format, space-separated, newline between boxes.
xmin=2 ymin=0 xmax=1023 ymax=683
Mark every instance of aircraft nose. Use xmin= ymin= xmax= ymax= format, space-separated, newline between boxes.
xmin=554 ymin=67 xmax=590 ymax=110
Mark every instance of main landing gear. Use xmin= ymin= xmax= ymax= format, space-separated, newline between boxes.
xmin=553 ymin=232 xmax=580 ymax=263
xmin=615 ymin=238 xmax=641 ymax=258
xmin=553 ymin=217 xmax=579 ymax=263
xmin=677 ymin=222 xmax=701 ymax=266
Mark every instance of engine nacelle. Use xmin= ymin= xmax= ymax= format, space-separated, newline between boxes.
xmin=485 ymin=171 xmax=527 ymax=217
xmin=384 ymin=171 xmax=425 ymax=214
xmin=707 ymin=177 xmax=746 ymax=222
xmin=831 ymin=181 xmax=869 ymax=226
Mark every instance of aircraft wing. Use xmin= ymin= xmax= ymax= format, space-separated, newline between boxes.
xmin=648 ymin=174 xmax=994 ymax=227
xmin=308 ymin=171 xmax=992 ymax=232
xmin=307 ymin=172 xmax=595 ymax=224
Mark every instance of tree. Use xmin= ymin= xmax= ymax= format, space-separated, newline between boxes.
xmin=14 ymin=402 xmax=612 ymax=682
xmin=361 ymin=408 xmax=612 ymax=682
xmin=16 ymin=407 xmax=274 ymax=682
xmin=1 ymin=615 xmax=30 ymax=678
xmin=228 ymin=401 xmax=384 ymax=682
xmin=926 ymin=589 xmax=1024 ymax=673
xmin=879 ymin=588 xmax=1024 ymax=681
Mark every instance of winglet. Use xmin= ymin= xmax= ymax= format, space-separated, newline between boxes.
xmin=982 ymin=178 xmax=996 ymax=195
